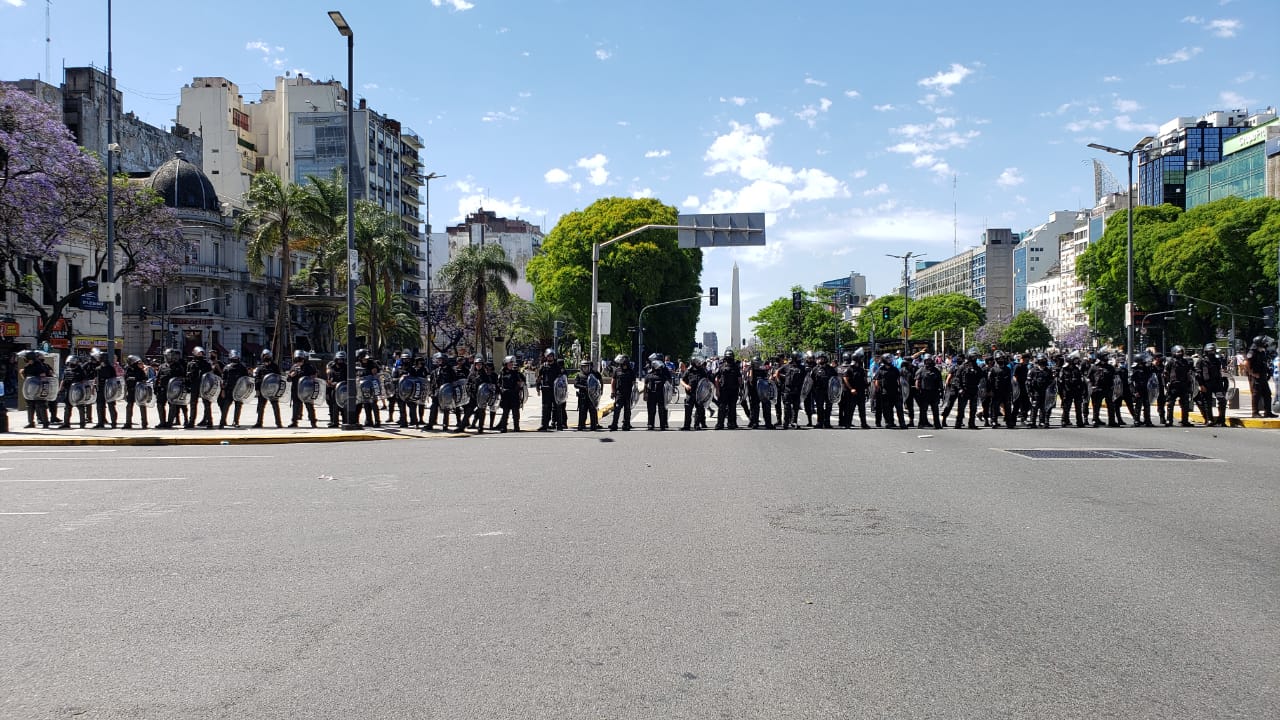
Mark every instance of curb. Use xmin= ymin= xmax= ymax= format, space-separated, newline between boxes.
xmin=1187 ymin=411 xmax=1280 ymax=429
xmin=0 ymin=429 xmax=475 ymax=446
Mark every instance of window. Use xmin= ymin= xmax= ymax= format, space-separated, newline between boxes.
xmin=153 ymin=287 xmax=167 ymax=312
xmin=41 ymin=261 xmax=57 ymax=304
xmin=185 ymin=240 xmax=200 ymax=264
xmin=68 ymin=265 xmax=82 ymax=294
xmin=186 ymin=287 xmax=201 ymax=306
xmin=246 ymin=293 xmax=257 ymax=319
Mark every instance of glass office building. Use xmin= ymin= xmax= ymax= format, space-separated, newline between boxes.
xmin=1139 ymin=124 xmax=1244 ymax=208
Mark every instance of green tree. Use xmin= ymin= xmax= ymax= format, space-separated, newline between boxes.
xmin=353 ymin=200 xmax=415 ymax=355
xmin=336 ymin=286 xmax=421 ymax=353
xmin=293 ymin=168 xmax=347 ymax=295
xmin=749 ymin=286 xmax=847 ymax=356
xmin=1001 ymin=311 xmax=1053 ymax=351
xmin=1078 ymin=197 xmax=1280 ymax=347
xmin=526 ymin=197 xmax=703 ymax=359
xmin=509 ymin=298 xmax=577 ymax=351
xmin=438 ymin=243 xmax=518 ymax=357
xmin=238 ymin=171 xmax=309 ymax=359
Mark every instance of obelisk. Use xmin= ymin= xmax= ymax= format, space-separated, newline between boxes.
xmin=730 ymin=263 xmax=741 ymax=351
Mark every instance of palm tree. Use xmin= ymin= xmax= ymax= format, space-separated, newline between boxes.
xmin=238 ymin=171 xmax=310 ymax=358
xmin=438 ymin=243 xmax=518 ymax=357
xmin=352 ymin=200 xmax=415 ymax=356
xmin=294 ymin=168 xmax=348 ymax=295
xmin=336 ymin=286 xmax=422 ymax=352
xmin=510 ymin=298 xmax=577 ymax=350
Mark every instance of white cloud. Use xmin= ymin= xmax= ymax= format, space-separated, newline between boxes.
xmin=595 ymin=48 xmax=612 ymax=61
xmin=616 ymin=120 xmax=630 ymax=127
xmin=644 ymin=149 xmax=671 ymax=158
xmin=431 ymin=0 xmax=475 ymax=10
xmin=720 ymin=96 xmax=748 ymax=106
xmin=1181 ymin=15 xmax=1204 ymax=24
xmin=918 ymin=63 xmax=973 ymax=96
xmin=4 ymin=0 xmax=27 ymax=6
xmin=862 ymin=183 xmax=890 ymax=196
xmin=700 ymin=122 xmax=848 ymax=213
xmin=803 ymin=76 xmax=828 ymax=87
xmin=852 ymin=169 xmax=868 ymax=179
xmin=844 ymin=89 xmax=860 ymax=98
xmin=631 ymin=188 xmax=654 ymax=199
xmin=1113 ymin=115 xmax=1159 ymax=133
xmin=1113 ymin=98 xmax=1141 ymax=113
xmin=517 ymin=90 xmax=533 ymax=98
xmin=363 ymin=83 xmax=380 ymax=91
xmin=1219 ymin=90 xmax=1253 ymax=108
xmin=481 ymin=107 xmax=519 ymax=123
xmin=246 ymin=40 xmax=270 ymax=53
xmin=682 ymin=195 xmax=701 ymax=209
xmin=1207 ymin=18 xmax=1242 ymax=37
xmin=450 ymin=182 xmax=532 ymax=222
xmin=1067 ymin=118 xmax=1109 ymax=133
xmin=1234 ymin=71 xmax=1256 ymax=84
xmin=576 ymin=153 xmax=610 ymax=186
xmin=755 ymin=112 xmax=782 ymax=129
xmin=819 ymin=98 xmax=832 ymax=112
xmin=1102 ymin=75 xmax=1123 ymax=83
xmin=1155 ymin=47 xmax=1203 ymax=65
xmin=544 ymin=168 xmax=571 ymax=184
xmin=996 ymin=168 xmax=1024 ymax=188
xmin=873 ymin=104 xmax=896 ymax=112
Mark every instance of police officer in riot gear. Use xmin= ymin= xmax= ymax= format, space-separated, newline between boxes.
xmin=1195 ymin=343 xmax=1227 ymax=426
xmin=90 ymin=348 xmax=118 ymax=429
xmin=715 ymin=349 xmax=743 ymax=430
xmin=1245 ymin=337 xmax=1276 ymax=418
xmin=1088 ymin=351 xmax=1118 ymax=427
xmin=21 ymin=351 xmax=53 ymax=429
xmin=914 ymin=354 xmax=943 ymax=429
xmin=1026 ymin=353 xmax=1054 ymax=429
xmin=746 ymin=356 xmax=775 ymax=430
xmin=574 ymin=359 xmax=603 ymax=431
xmin=354 ymin=349 xmax=382 ymax=427
xmin=845 ymin=350 xmax=871 ymax=429
xmin=1128 ymin=353 xmax=1156 ymax=427
xmin=872 ymin=353 xmax=901 ymax=429
xmin=536 ymin=349 xmax=565 ymax=431
xmin=954 ymin=350 xmax=983 ymax=429
xmin=807 ymin=351 xmax=837 ymax=429
xmin=987 ymin=352 xmax=1014 ymax=429
xmin=643 ymin=357 xmax=671 ymax=430
xmin=219 ymin=350 xmax=249 ymax=429
xmin=681 ymin=355 xmax=712 ymax=430
xmin=58 ymin=355 xmax=90 ymax=429
xmin=1058 ymin=351 xmax=1087 ymax=427
xmin=252 ymin=349 xmax=284 ymax=428
xmin=185 ymin=346 xmax=214 ymax=429
xmin=425 ymin=352 xmax=457 ymax=431
xmin=326 ymin=351 xmax=348 ymax=428
xmin=287 ymin=349 xmax=319 ymax=428
xmin=154 ymin=348 xmax=181 ymax=429
xmin=608 ymin=354 xmax=636 ymax=432
xmin=496 ymin=355 xmax=525 ymax=432
xmin=121 ymin=354 xmax=149 ymax=430
xmin=1164 ymin=345 xmax=1195 ymax=427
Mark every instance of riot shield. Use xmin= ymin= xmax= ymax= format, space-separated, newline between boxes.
xmin=299 ymin=376 xmax=327 ymax=404
xmin=357 ymin=375 xmax=381 ymax=403
xmin=898 ymin=375 xmax=910 ymax=399
xmin=1111 ymin=375 xmax=1124 ymax=402
xmin=757 ymin=378 xmax=777 ymax=403
xmin=587 ymin=374 xmax=602 ymax=405
xmin=800 ymin=374 xmax=813 ymax=401
xmin=827 ymin=375 xmax=843 ymax=405
xmin=231 ymin=376 xmax=255 ymax=403
xmin=1046 ymin=382 xmax=1058 ymax=411
xmin=71 ymin=381 xmax=97 ymax=407
xmin=450 ymin=379 xmax=471 ymax=407
xmin=102 ymin=376 xmax=126 ymax=403
xmin=134 ymin=382 xmax=156 ymax=407
xmin=436 ymin=381 xmax=459 ymax=410
xmin=166 ymin=377 xmax=190 ymax=406
xmin=665 ymin=380 xmax=679 ymax=405
xmin=695 ymin=378 xmax=714 ymax=407
xmin=198 ymin=372 xmax=223 ymax=402
xmin=333 ymin=381 xmax=351 ymax=409
xmin=260 ymin=373 xmax=287 ymax=400
xmin=477 ymin=382 xmax=498 ymax=409
xmin=1146 ymin=374 xmax=1161 ymax=398
xmin=553 ymin=375 xmax=568 ymax=404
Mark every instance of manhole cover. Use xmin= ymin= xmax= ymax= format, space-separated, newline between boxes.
xmin=1003 ymin=448 xmax=1211 ymax=461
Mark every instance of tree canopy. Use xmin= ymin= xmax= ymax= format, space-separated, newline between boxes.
xmin=1000 ymin=310 xmax=1053 ymax=352
xmin=853 ymin=292 xmax=985 ymax=346
xmin=526 ymin=197 xmax=702 ymax=359
xmin=749 ymin=286 xmax=848 ymax=356
xmin=1077 ymin=196 xmax=1280 ymax=348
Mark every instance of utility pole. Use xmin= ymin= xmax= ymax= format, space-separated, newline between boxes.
xmin=887 ymin=251 xmax=922 ymax=352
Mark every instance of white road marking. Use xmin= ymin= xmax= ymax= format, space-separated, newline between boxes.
xmin=0 ymin=512 xmax=50 ymax=515
xmin=0 ymin=448 xmax=116 ymax=454
xmin=0 ymin=477 xmax=188 ymax=483
xmin=0 ymin=455 xmax=272 ymax=461
xmin=474 ymin=531 xmax=506 ymax=537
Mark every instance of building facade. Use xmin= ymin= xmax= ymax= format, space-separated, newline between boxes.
xmin=1138 ymin=108 xmax=1276 ymax=208
xmin=444 ymin=209 xmax=543 ymax=302
xmin=1013 ymin=211 xmax=1082 ymax=313
xmin=1186 ymin=118 xmax=1280 ymax=208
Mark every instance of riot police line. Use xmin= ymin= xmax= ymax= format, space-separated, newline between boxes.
xmin=14 ymin=336 xmax=1276 ymax=433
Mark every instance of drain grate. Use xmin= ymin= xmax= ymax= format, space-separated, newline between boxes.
xmin=1003 ymin=448 xmax=1211 ymax=461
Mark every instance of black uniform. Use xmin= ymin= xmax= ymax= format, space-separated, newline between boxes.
xmin=22 ymin=357 xmax=53 ymax=428
xmin=1026 ymin=361 xmax=1054 ymax=428
xmin=807 ymin=361 xmax=837 ymax=429
xmin=185 ymin=355 xmax=214 ymax=428
xmin=680 ymin=363 xmax=712 ymax=430
xmin=536 ymin=358 xmax=565 ymax=431
xmin=154 ymin=359 xmax=177 ymax=429
xmin=91 ymin=356 xmax=118 ymax=428
xmin=987 ymin=360 xmax=1014 ymax=429
xmin=746 ymin=364 xmax=775 ymax=429
xmin=253 ymin=358 xmax=284 ymax=428
xmin=898 ymin=359 xmax=916 ymax=427
xmin=915 ymin=362 xmax=943 ymax=429
xmin=1164 ymin=353 xmax=1195 ymax=426
xmin=496 ymin=363 xmax=525 ymax=432
xmin=1194 ymin=351 xmax=1227 ymax=426
xmin=715 ymin=361 xmax=743 ymax=430
xmin=1088 ymin=359 xmax=1118 ymax=427
xmin=1129 ymin=361 xmax=1155 ymax=427
xmin=288 ymin=357 xmax=319 ymax=427
xmin=356 ymin=357 xmax=382 ymax=427
xmin=642 ymin=364 xmax=671 ymax=430
xmin=59 ymin=360 xmax=91 ymax=429
xmin=575 ymin=366 xmax=603 ymax=431
xmin=777 ymin=359 xmax=805 ymax=430
xmin=219 ymin=357 xmax=249 ymax=428
xmin=1059 ymin=359 xmax=1087 ymax=427
xmin=325 ymin=358 xmax=349 ymax=428
xmin=953 ymin=359 xmax=983 ymax=429
xmin=843 ymin=358 xmax=870 ymax=429
xmin=1246 ymin=345 xmax=1276 ymax=417
xmin=872 ymin=362 xmax=901 ymax=429
xmin=608 ymin=361 xmax=636 ymax=431
xmin=426 ymin=359 xmax=459 ymax=431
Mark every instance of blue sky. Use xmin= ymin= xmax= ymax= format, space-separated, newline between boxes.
xmin=3 ymin=0 xmax=1278 ymax=346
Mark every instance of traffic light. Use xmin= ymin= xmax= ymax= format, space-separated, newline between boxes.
xmin=882 ymin=306 xmax=891 ymax=321
xmin=1264 ymin=305 xmax=1276 ymax=330
xmin=1168 ymin=289 xmax=1176 ymax=305
xmin=792 ymin=291 xmax=802 ymax=311
xmin=138 ymin=305 xmax=148 ymax=321
xmin=709 ymin=287 xmax=719 ymax=306
xmin=1186 ymin=303 xmax=1195 ymax=317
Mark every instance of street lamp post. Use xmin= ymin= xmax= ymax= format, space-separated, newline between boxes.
xmin=421 ymin=171 xmax=444 ymax=349
xmin=329 ymin=10 xmax=360 ymax=429
xmin=1088 ymin=135 xmax=1154 ymax=369
xmin=105 ymin=0 xmax=117 ymax=364
xmin=886 ymin=252 xmax=922 ymax=352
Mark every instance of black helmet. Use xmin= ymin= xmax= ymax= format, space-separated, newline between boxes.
xmin=615 ymin=354 xmax=628 ymax=364
xmin=841 ymin=352 xmax=853 ymax=364
xmin=1172 ymin=345 xmax=1185 ymax=356
xmin=334 ymin=351 xmax=347 ymax=361
xmin=791 ymin=351 xmax=803 ymax=362
xmin=164 ymin=348 xmax=181 ymax=363
xmin=723 ymin=349 xmax=735 ymax=361
xmin=355 ymin=348 xmax=370 ymax=360
xmin=1203 ymin=343 xmax=1216 ymax=354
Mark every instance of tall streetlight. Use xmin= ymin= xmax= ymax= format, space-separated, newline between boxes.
xmin=329 ymin=10 xmax=359 ymax=429
xmin=886 ymin=251 xmax=922 ymax=351
xmin=1088 ymin=135 xmax=1154 ymax=370
xmin=105 ymin=0 xmax=117 ymax=363
xmin=421 ymin=171 xmax=445 ymax=348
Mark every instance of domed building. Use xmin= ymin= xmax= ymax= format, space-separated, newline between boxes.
xmin=122 ymin=152 xmax=284 ymax=360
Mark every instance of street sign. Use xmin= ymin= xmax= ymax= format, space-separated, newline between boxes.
xmin=677 ymin=213 xmax=766 ymax=248
xmin=79 ymin=280 xmax=106 ymax=311
xmin=597 ymin=302 xmax=612 ymax=335
xmin=348 ymin=249 xmax=359 ymax=281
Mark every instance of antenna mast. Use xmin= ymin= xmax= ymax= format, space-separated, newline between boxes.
xmin=45 ymin=0 xmax=52 ymax=81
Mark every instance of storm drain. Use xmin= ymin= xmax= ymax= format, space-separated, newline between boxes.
xmin=1002 ymin=448 xmax=1212 ymax=461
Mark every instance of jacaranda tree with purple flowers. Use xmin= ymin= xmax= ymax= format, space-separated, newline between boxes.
xmin=0 ymin=83 xmax=182 ymax=344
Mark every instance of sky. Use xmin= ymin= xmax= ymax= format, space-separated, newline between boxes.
xmin=2 ymin=0 xmax=1279 ymax=348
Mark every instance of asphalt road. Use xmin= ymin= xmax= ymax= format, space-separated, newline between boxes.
xmin=2 ymin=424 xmax=1276 ymax=719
